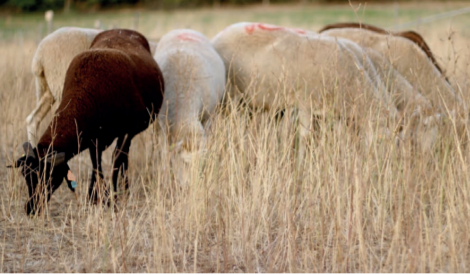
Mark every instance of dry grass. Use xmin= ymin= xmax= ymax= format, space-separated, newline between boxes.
xmin=2 ymin=2 xmax=470 ymax=272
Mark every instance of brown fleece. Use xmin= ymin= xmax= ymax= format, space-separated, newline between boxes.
xmin=36 ymin=29 xmax=164 ymax=200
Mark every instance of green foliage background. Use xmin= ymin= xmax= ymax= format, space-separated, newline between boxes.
xmin=0 ymin=0 xmax=438 ymax=12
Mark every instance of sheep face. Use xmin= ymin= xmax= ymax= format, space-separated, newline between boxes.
xmin=9 ymin=142 xmax=68 ymax=216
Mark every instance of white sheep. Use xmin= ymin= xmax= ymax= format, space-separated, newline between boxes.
xmin=154 ymin=29 xmax=226 ymax=163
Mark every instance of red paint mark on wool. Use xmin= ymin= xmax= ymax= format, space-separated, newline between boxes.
xmin=244 ymin=23 xmax=307 ymax=36
xmin=245 ymin=23 xmax=283 ymax=35
xmin=245 ymin=24 xmax=255 ymax=34
xmin=257 ymin=23 xmax=284 ymax=31
xmin=177 ymin=33 xmax=202 ymax=42
xmin=292 ymin=28 xmax=306 ymax=35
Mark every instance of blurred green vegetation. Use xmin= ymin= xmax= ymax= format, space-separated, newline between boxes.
xmin=0 ymin=0 xmax=465 ymax=13
xmin=1 ymin=0 xmax=467 ymax=43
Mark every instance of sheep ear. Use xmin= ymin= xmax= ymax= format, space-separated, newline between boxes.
xmin=47 ymin=152 xmax=66 ymax=167
xmin=22 ymin=142 xmax=36 ymax=159
xmin=7 ymin=155 xmax=27 ymax=168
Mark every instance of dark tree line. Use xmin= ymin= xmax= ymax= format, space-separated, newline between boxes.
xmin=0 ymin=0 xmax=445 ymax=12
xmin=3 ymin=0 xmax=139 ymax=12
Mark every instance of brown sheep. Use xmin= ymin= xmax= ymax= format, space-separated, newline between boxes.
xmin=26 ymin=27 xmax=160 ymax=145
xmin=9 ymin=29 xmax=164 ymax=216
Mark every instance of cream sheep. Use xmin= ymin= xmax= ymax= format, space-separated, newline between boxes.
xmin=27 ymin=27 xmax=101 ymax=145
xmin=319 ymin=27 xmax=463 ymax=116
xmin=154 ymin=29 xmax=226 ymax=162
xmin=211 ymin=22 xmax=438 ymax=160
xmin=27 ymin=27 xmax=158 ymax=145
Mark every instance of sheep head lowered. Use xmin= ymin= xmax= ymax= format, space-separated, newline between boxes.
xmin=10 ymin=142 xmax=73 ymax=215
xmin=10 ymin=29 xmax=164 ymax=216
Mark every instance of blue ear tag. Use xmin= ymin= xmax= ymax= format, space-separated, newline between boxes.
xmin=71 ymin=181 xmax=77 ymax=188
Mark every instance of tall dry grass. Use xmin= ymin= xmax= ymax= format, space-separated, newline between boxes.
xmin=1 ymin=4 xmax=470 ymax=272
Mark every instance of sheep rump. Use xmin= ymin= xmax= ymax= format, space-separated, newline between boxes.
xmin=155 ymin=29 xmax=226 ymax=160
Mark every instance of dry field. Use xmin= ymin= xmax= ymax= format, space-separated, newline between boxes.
xmin=1 ymin=1 xmax=470 ymax=272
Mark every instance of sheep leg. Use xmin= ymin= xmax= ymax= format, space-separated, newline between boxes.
xmin=88 ymin=143 xmax=104 ymax=204
xmin=25 ymin=90 xmax=55 ymax=145
xmin=112 ymin=135 xmax=132 ymax=193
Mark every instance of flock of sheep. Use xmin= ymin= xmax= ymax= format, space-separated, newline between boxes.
xmin=8 ymin=21 xmax=465 ymax=216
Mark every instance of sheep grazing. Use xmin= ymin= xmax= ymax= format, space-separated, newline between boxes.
xmin=318 ymin=23 xmax=463 ymax=115
xmin=211 ymin=22 xmax=430 ymax=115
xmin=319 ymin=23 xmax=470 ymax=146
xmin=154 ymin=29 xmax=225 ymax=163
xmin=27 ymin=27 xmax=159 ymax=145
xmin=211 ymin=22 xmax=433 ymax=161
xmin=10 ymin=29 xmax=164 ymax=216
